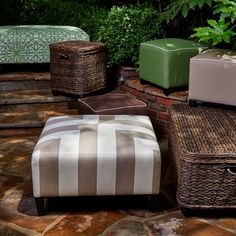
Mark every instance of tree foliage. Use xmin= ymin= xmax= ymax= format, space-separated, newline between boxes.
xmin=160 ymin=0 xmax=213 ymax=23
xmin=191 ymin=0 xmax=236 ymax=47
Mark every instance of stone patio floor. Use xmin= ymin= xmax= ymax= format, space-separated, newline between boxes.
xmin=1 ymin=135 xmax=236 ymax=236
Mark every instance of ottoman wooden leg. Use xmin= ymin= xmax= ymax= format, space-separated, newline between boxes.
xmin=180 ymin=207 xmax=195 ymax=217
xmin=148 ymin=195 xmax=159 ymax=212
xmin=140 ymin=79 xmax=149 ymax=85
xmin=51 ymin=90 xmax=59 ymax=96
xmin=35 ymin=197 xmax=45 ymax=216
xmin=189 ymin=99 xmax=197 ymax=107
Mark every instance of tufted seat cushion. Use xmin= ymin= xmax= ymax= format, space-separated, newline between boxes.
xmin=77 ymin=93 xmax=147 ymax=115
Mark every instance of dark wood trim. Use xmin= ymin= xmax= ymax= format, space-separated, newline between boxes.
xmin=35 ymin=197 xmax=45 ymax=216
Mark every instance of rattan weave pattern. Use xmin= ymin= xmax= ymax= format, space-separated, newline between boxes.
xmin=50 ymin=40 xmax=107 ymax=96
xmin=170 ymin=104 xmax=236 ymax=209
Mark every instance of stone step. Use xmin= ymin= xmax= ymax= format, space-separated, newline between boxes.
xmin=0 ymin=127 xmax=43 ymax=137
xmin=0 ymin=110 xmax=80 ymax=128
xmin=0 ymin=89 xmax=78 ymax=113
xmin=0 ymin=89 xmax=69 ymax=105
xmin=0 ymin=110 xmax=78 ymax=137
xmin=0 ymin=87 xmax=79 ymax=136
xmin=0 ymin=70 xmax=80 ymax=136
xmin=0 ymin=71 xmax=50 ymax=81
xmin=0 ymin=71 xmax=51 ymax=91
xmin=0 ymin=111 xmax=45 ymax=128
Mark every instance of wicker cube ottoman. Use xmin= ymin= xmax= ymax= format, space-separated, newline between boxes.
xmin=78 ymin=93 xmax=147 ymax=115
xmin=189 ymin=49 xmax=236 ymax=107
xmin=170 ymin=104 xmax=236 ymax=215
xmin=50 ymin=40 xmax=107 ymax=96
xmin=139 ymin=38 xmax=207 ymax=89
xmin=32 ymin=115 xmax=161 ymax=215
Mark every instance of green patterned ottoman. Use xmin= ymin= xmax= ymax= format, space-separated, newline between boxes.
xmin=139 ymin=38 xmax=207 ymax=89
xmin=0 ymin=25 xmax=89 ymax=64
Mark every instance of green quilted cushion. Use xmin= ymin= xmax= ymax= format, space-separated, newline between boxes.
xmin=0 ymin=25 xmax=89 ymax=64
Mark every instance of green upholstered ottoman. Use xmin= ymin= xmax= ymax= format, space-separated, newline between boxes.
xmin=0 ymin=25 xmax=89 ymax=64
xmin=139 ymin=38 xmax=207 ymax=89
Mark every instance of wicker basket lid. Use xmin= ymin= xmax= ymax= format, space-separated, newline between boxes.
xmin=170 ymin=104 xmax=236 ymax=163
xmin=49 ymin=40 xmax=106 ymax=53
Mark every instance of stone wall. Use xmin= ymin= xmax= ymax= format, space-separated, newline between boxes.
xmin=117 ymin=66 xmax=188 ymax=137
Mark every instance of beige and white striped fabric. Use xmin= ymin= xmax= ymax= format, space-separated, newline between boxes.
xmin=32 ymin=115 xmax=161 ymax=198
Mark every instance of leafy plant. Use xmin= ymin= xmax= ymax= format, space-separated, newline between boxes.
xmin=191 ymin=0 xmax=236 ymax=47
xmin=98 ymin=4 xmax=162 ymax=67
xmin=214 ymin=0 xmax=236 ymax=21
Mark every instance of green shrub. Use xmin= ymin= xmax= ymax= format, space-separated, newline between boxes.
xmin=20 ymin=0 xmax=109 ymax=41
xmin=0 ymin=0 xmax=23 ymax=25
xmin=75 ymin=5 xmax=109 ymax=41
xmin=98 ymin=4 xmax=162 ymax=67
xmin=20 ymin=0 xmax=75 ymax=25
xmin=160 ymin=0 xmax=213 ymax=23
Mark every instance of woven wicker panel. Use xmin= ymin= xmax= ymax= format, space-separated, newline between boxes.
xmin=170 ymin=104 xmax=236 ymax=209
xmin=50 ymin=41 xmax=107 ymax=96
xmin=0 ymin=25 xmax=89 ymax=64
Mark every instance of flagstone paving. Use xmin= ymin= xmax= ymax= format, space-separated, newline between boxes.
xmin=0 ymin=136 xmax=236 ymax=236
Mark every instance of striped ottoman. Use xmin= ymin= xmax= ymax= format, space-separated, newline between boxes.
xmin=31 ymin=115 xmax=161 ymax=215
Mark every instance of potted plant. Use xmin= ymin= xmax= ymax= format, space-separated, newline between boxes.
xmin=98 ymin=4 xmax=162 ymax=82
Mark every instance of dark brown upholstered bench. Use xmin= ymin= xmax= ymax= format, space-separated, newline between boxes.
xmin=77 ymin=92 xmax=147 ymax=115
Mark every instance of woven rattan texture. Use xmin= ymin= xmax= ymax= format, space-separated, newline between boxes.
xmin=50 ymin=40 xmax=107 ymax=96
xmin=170 ymin=104 xmax=236 ymax=209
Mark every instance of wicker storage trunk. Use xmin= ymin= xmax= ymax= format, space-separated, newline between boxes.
xmin=170 ymin=104 xmax=236 ymax=213
xmin=50 ymin=40 xmax=107 ymax=96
